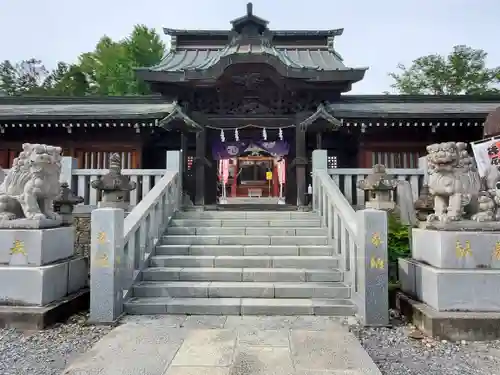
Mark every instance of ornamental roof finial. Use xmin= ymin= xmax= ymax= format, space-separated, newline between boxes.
xmin=247 ymin=2 xmax=253 ymax=16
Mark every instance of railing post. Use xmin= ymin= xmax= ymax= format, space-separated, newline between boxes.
xmin=312 ymin=149 xmax=327 ymax=211
xmin=60 ymin=156 xmax=77 ymax=189
xmin=355 ymin=208 xmax=389 ymax=326
xmin=418 ymin=156 xmax=429 ymax=185
xmin=166 ymin=150 xmax=182 ymax=210
xmin=89 ymin=208 xmax=125 ymax=324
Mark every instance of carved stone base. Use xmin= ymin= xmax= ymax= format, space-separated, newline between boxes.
xmin=424 ymin=220 xmax=500 ymax=231
xmin=412 ymin=228 xmax=500 ymax=269
xmin=399 ymin=258 xmax=500 ymax=312
xmin=0 ymin=218 xmax=62 ymax=229
xmin=0 ymin=226 xmax=74 ymax=266
xmin=366 ymin=200 xmax=396 ymax=210
xmin=0 ymin=257 xmax=87 ymax=306
xmin=98 ymin=201 xmax=129 ymax=210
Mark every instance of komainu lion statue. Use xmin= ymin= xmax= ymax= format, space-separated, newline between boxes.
xmin=426 ymin=142 xmax=481 ymax=223
xmin=0 ymin=143 xmax=62 ymax=221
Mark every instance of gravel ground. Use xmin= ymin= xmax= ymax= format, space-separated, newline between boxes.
xmin=0 ymin=312 xmax=112 ymax=375
xmin=350 ymin=312 xmax=500 ymax=375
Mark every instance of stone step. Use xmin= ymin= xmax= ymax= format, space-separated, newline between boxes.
xmin=160 ymin=235 xmax=328 ymax=246
xmin=133 ymin=281 xmax=350 ymax=299
xmin=174 ymin=211 xmax=320 ymax=220
xmin=149 ymin=255 xmax=339 ymax=269
xmin=141 ymin=267 xmax=342 ymax=282
xmin=165 ymin=226 xmax=327 ymax=236
xmin=124 ymin=297 xmax=356 ymax=316
xmin=169 ymin=219 xmax=322 ymax=228
xmin=155 ymin=245 xmax=334 ymax=256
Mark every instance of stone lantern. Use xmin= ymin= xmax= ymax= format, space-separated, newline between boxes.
xmin=91 ymin=153 xmax=137 ymax=210
xmin=53 ymin=182 xmax=84 ymax=225
xmin=357 ymin=164 xmax=398 ymax=210
xmin=413 ymin=185 xmax=434 ymax=221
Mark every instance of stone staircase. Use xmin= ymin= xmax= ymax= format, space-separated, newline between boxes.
xmin=124 ymin=210 xmax=355 ymax=316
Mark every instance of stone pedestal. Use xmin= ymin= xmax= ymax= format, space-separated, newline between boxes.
xmin=0 ymin=226 xmax=87 ymax=307
xmin=399 ymin=258 xmax=500 ymax=312
xmin=365 ymin=193 xmax=396 ymax=210
xmin=399 ymin=228 xmax=500 ymax=312
xmin=0 ymin=227 xmax=74 ymax=266
xmin=412 ymin=228 xmax=500 ymax=269
xmin=0 ymin=257 xmax=87 ymax=306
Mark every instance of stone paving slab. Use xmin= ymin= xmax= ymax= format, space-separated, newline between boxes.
xmin=63 ymin=315 xmax=382 ymax=375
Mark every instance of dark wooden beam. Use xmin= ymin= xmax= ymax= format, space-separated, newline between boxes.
xmin=194 ymin=130 xmax=206 ymax=205
xmin=296 ymin=126 xmax=307 ymax=206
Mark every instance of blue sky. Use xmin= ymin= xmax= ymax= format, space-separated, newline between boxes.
xmin=0 ymin=0 xmax=498 ymax=94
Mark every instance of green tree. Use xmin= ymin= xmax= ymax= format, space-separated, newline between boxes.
xmin=78 ymin=24 xmax=165 ymax=95
xmin=389 ymin=45 xmax=500 ymax=95
xmin=0 ymin=24 xmax=164 ymax=97
xmin=0 ymin=58 xmax=50 ymax=95
xmin=0 ymin=59 xmax=90 ymax=96
xmin=43 ymin=62 xmax=91 ymax=96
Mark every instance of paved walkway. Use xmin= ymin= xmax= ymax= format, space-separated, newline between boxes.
xmin=63 ymin=315 xmax=381 ymax=375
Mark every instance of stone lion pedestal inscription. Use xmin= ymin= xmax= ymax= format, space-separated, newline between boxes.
xmin=399 ymin=141 xmax=500 ymax=313
xmin=0 ymin=144 xmax=87 ymax=319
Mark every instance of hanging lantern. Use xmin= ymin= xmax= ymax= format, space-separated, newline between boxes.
xmin=220 ymin=129 xmax=225 ymax=142
xmin=235 ymin=128 xmax=239 ymax=141
xmin=278 ymin=128 xmax=283 ymax=141
xmin=262 ymin=128 xmax=267 ymax=140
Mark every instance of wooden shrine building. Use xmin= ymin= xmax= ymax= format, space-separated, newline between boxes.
xmin=1 ymin=3 xmax=500 ymax=206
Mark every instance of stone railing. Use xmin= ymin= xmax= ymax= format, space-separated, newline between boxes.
xmin=88 ymin=151 xmax=182 ymax=323
xmin=328 ymin=168 xmax=425 ymax=207
xmin=72 ymin=169 xmax=166 ymax=206
xmin=4 ymin=164 xmax=165 ymax=207
xmin=312 ymin=150 xmax=389 ymax=326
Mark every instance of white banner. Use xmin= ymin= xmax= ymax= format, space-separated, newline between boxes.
xmin=471 ymin=137 xmax=500 ymax=177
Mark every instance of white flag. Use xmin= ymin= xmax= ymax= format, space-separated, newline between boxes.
xmin=471 ymin=137 xmax=500 ymax=177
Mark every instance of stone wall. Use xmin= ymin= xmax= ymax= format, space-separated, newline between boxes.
xmin=73 ymin=205 xmax=129 ymax=259
xmin=73 ymin=206 xmax=95 ymax=258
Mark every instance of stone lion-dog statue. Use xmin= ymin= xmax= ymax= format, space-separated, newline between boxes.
xmin=0 ymin=143 xmax=62 ymax=222
xmin=426 ymin=141 xmax=481 ymax=223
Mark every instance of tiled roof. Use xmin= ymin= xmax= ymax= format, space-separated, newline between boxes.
xmin=328 ymin=101 xmax=500 ymax=116
xmin=150 ymin=45 xmax=347 ymax=72
xmin=162 ymin=28 xmax=344 ymax=37
xmin=0 ymin=103 xmax=175 ymax=120
xmin=0 ymin=97 xmax=499 ymax=121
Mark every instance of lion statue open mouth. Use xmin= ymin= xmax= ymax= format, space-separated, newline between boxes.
xmin=426 ymin=142 xmax=481 ymax=223
xmin=0 ymin=143 xmax=62 ymax=222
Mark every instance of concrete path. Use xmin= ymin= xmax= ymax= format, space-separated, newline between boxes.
xmin=63 ymin=315 xmax=382 ymax=375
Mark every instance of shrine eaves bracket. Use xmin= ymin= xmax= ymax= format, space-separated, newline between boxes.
xmin=157 ymin=102 xmax=204 ymax=132
xmin=296 ymin=104 xmax=343 ymax=131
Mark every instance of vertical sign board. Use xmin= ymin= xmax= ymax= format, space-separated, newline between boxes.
xmin=471 ymin=137 xmax=500 ymax=177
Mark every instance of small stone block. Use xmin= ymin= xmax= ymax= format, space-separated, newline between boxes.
xmin=231 ymin=346 xmax=295 ymax=375
xmin=171 ymin=329 xmax=237 ymax=367
xmin=167 ymin=298 xmax=242 ymax=315
xmin=164 ymin=366 xmax=230 ymax=375
xmin=208 ymin=282 xmax=274 ymax=298
xmin=399 ymin=258 xmax=500 ymax=312
xmin=0 ymin=226 xmax=74 ymax=266
xmin=0 ymin=218 xmax=62 ymax=229
xmin=412 ymin=228 xmax=500 ymax=269
xmin=241 ymin=299 xmax=313 ymax=315
xmin=0 ymin=261 xmax=69 ymax=306
xmin=68 ymin=257 xmax=89 ymax=294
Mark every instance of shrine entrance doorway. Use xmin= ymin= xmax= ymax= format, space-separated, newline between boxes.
xmin=214 ymin=140 xmax=288 ymax=202
xmin=233 ymin=154 xmax=276 ymax=198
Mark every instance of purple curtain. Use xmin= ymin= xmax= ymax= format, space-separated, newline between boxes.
xmin=212 ymin=140 xmax=289 ymax=160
